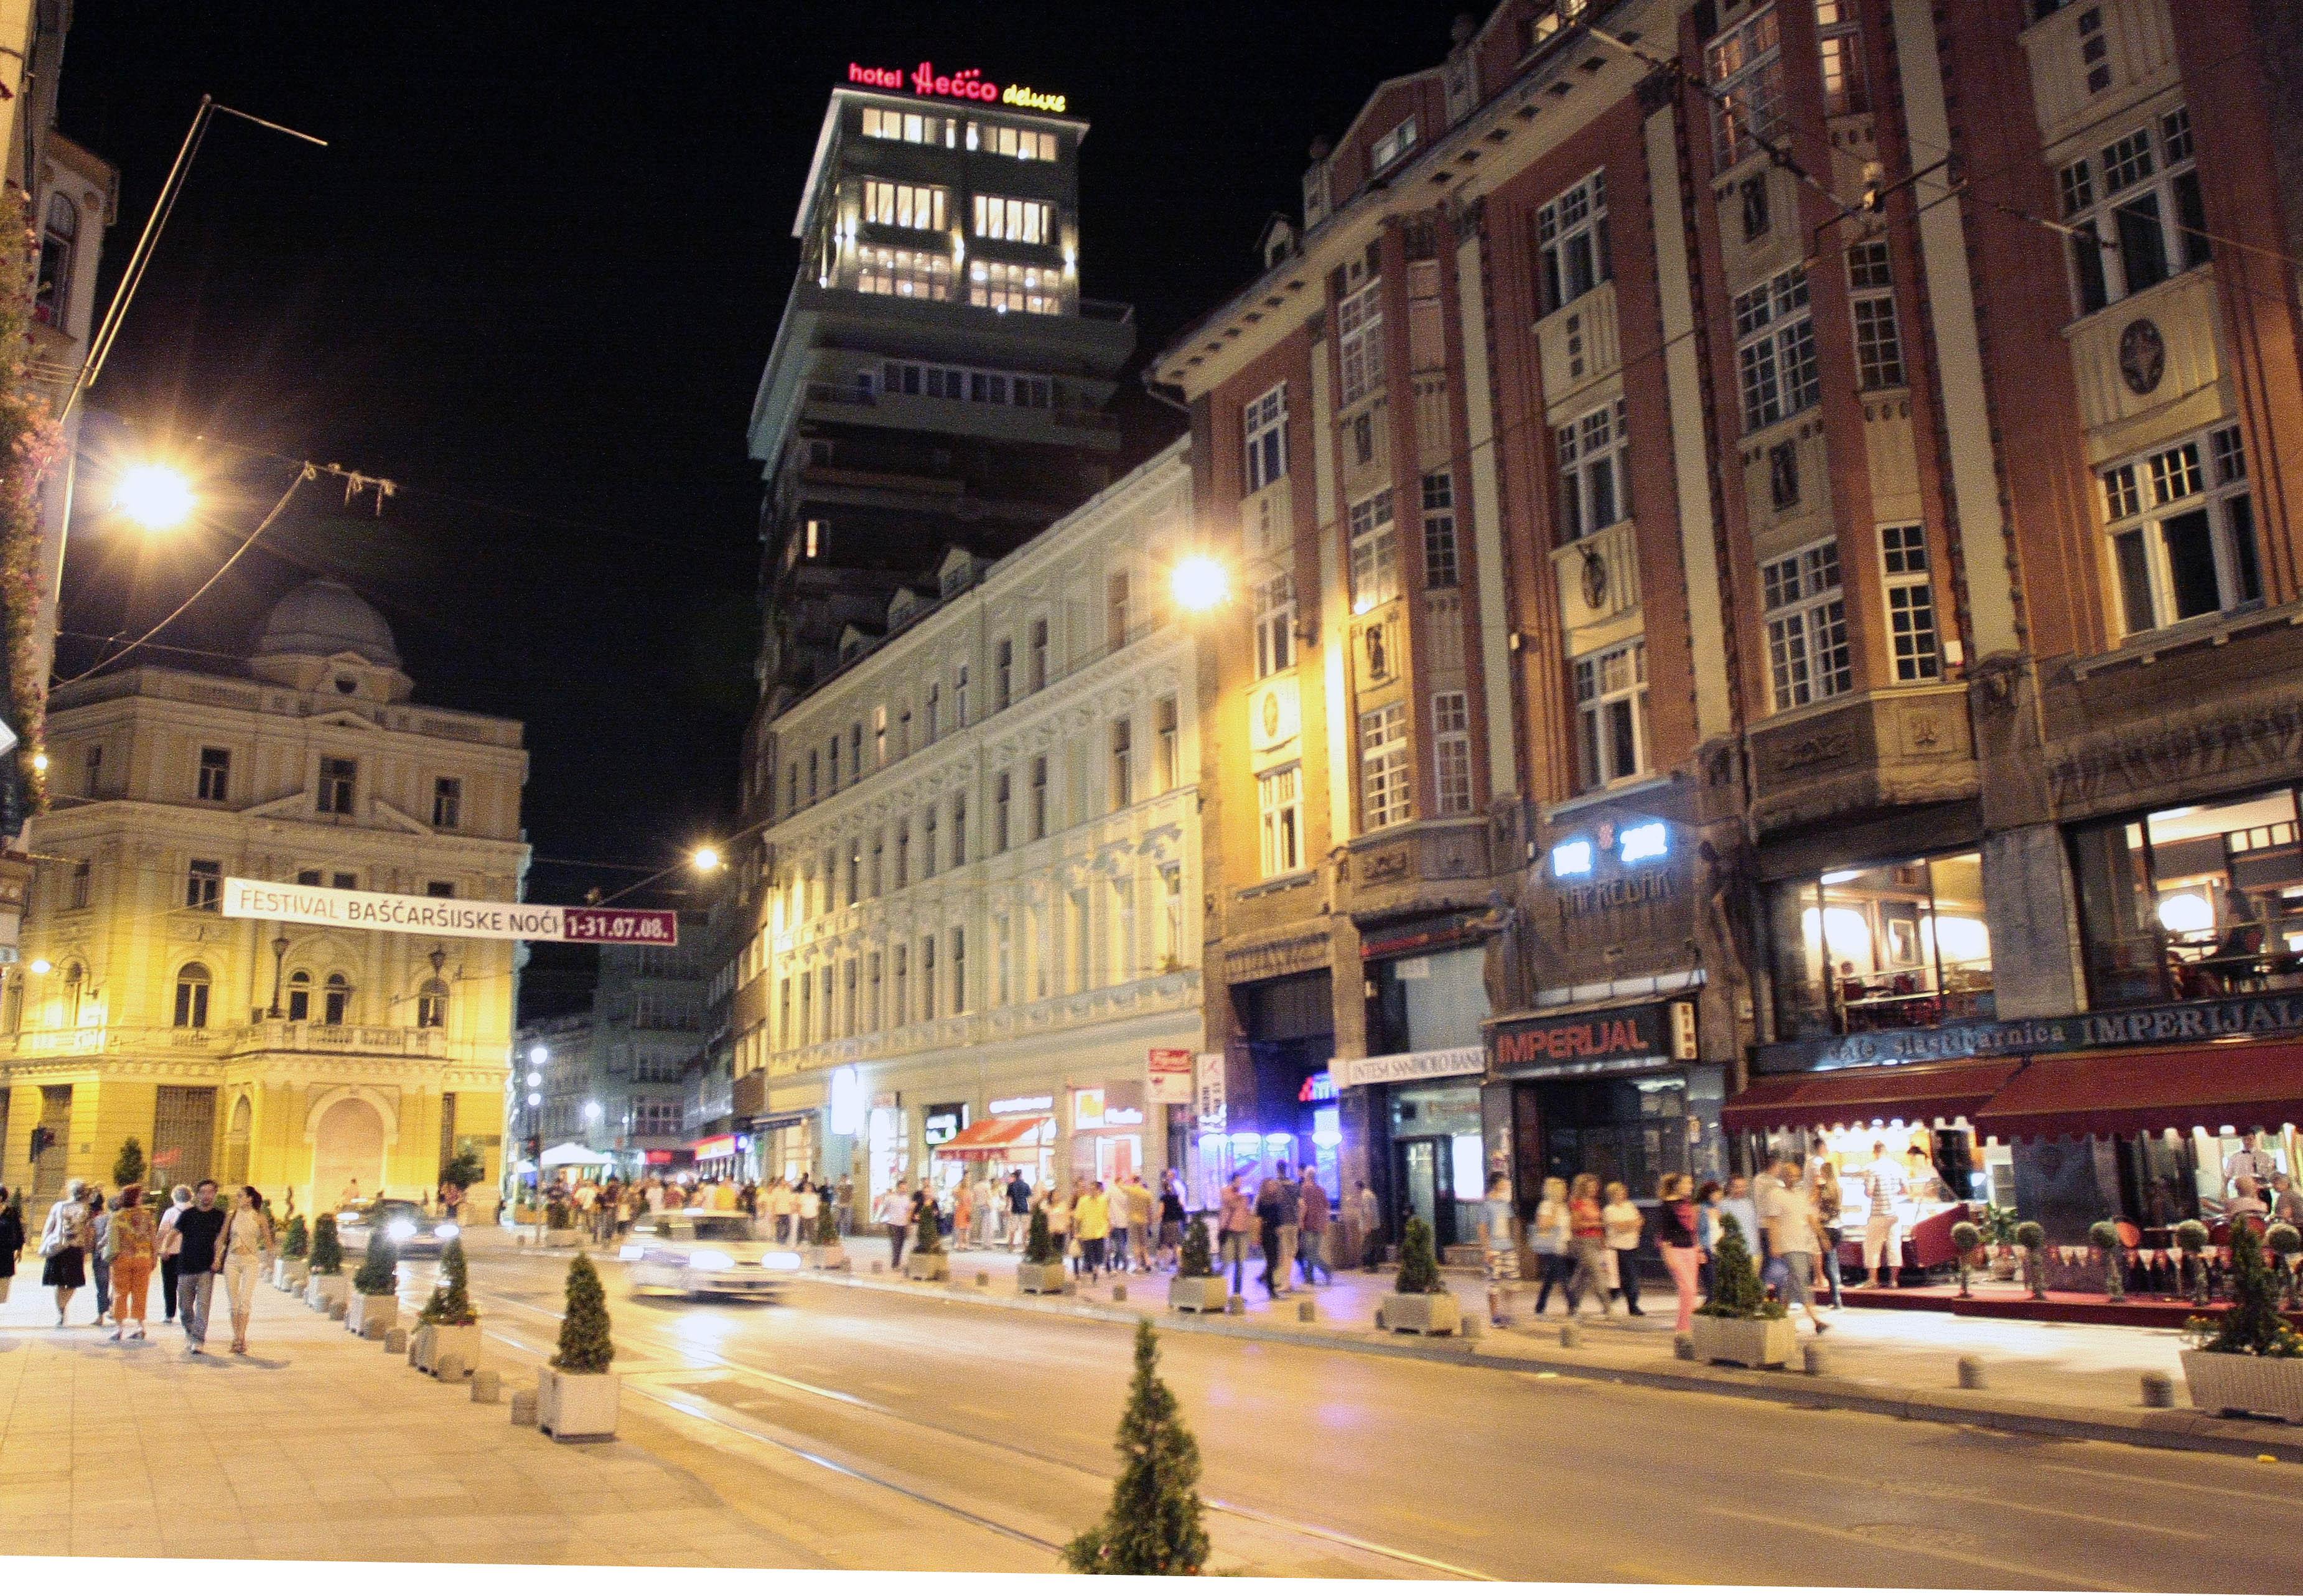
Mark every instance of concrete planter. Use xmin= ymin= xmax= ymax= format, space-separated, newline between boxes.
xmin=803 ymin=1243 xmax=848 ymax=1271
xmin=305 ymin=1274 xmax=349 ymax=1313
xmin=536 ymin=1366 xmax=620 ymax=1440
xmin=413 ymin=1321 xmax=483 ymax=1378
xmin=2181 ymin=1350 xmax=2303 ymax=1423
xmin=1375 ymin=1291 xmax=1461 ymax=1336
xmin=274 ymin=1258 xmax=310 ymax=1292
xmin=1169 ymin=1275 xmax=1228 ymax=1314
xmin=1691 ymin=1314 xmax=1796 ymax=1369
xmin=1017 ymin=1261 xmax=1070 ymax=1295
xmin=904 ymin=1251 xmax=951 ymax=1282
xmin=346 ymin=1293 xmax=399 ymax=1341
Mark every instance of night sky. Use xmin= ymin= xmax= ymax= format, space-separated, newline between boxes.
xmin=53 ymin=3 xmax=1460 ymax=1010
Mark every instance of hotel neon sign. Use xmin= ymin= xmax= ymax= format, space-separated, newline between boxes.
xmin=847 ymin=61 xmax=1067 ymax=114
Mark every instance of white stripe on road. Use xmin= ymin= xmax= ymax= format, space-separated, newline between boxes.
xmin=1696 ymin=1504 xmax=2142 ymax=1591
xmin=1767 ymin=1464 xmax=2212 ymax=1539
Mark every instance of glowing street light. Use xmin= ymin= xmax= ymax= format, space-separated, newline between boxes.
xmin=692 ymin=844 xmax=723 ymax=872
xmin=525 ymin=1070 xmax=543 ymax=1089
xmin=113 ymin=463 xmax=195 ymax=531
xmin=526 ymin=1091 xmax=541 ymax=1108
xmin=1171 ymin=554 xmax=1229 ymax=615
xmin=527 ymin=1043 xmax=548 ymax=1066
xmin=583 ymin=1101 xmax=602 ymax=1122
xmin=27 ymin=958 xmax=51 ymax=975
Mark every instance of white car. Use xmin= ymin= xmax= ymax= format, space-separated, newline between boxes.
xmin=620 ymin=1211 xmax=800 ymax=1299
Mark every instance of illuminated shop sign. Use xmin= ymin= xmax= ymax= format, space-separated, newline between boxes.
xmin=1553 ymin=818 xmax=1670 ymax=879
xmin=989 ymin=1094 xmax=1055 ymax=1116
xmin=1297 ymin=1071 xmax=1337 ymax=1104
xmin=1488 ymin=999 xmax=1698 ymax=1078
xmin=846 ymin=60 xmax=1068 ymax=114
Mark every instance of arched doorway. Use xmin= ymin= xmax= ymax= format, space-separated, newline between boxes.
xmin=310 ymin=1094 xmax=385 ymax=1208
xmin=221 ymin=1094 xmax=252 ymax=1188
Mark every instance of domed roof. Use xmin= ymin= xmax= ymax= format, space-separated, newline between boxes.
xmin=253 ymin=579 xmax=401 ymax=669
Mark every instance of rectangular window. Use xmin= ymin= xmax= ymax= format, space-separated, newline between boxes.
xmin=1433 ymin=691 xmax=1474 ymax=816
xmin=317 ymin=757 xmax=357 ymax=815
xmin=856 ymin=246 xmax=953 ymax=301
xmin=1573 ymin=641 xmax=1650 ymax=790
xmin=1372 ymin=116 xmax=1418 ymax=171
xmin=867 ymin=952 xmax=882 ymax=1031
xmin=1847 ymin=240 xmax=1904 ymax=390
xmin=925 ymin=682 xmax=940 ymax=744
xmin=1348 ymin=489 xmax=1399 ymax=613
xmin=1556 ymin=397 xmax=1630 ymax=541
xmin=2101 ymin=424 xmax=2260 ymax=637
xmin=995 ymin=913 xmax=1014 ymax=1005
xmin=846 ymin=838 xmax=861 ymax=906
xmin=994 ymin=771 xmax=1012 ymax=852
xmin=994 ymin=640 xmax=1013 ymax=709
xmin=828 ymin=735 xmax=841 ymax=789
xmin=950 ymin=926 xmax=966 ymax=1014
xmin=1762 ymin=540 xmax=1854 ymax=710
xmin=1813 ymin=0 xmax=1868 ymax=116
xmin=84 ymin=744 xmax=101 ymax=796
xmin=185 ymin=858 xmax=222 ymax=911
xmin=1155 ymin=696 xmax=1179 ymax=792
xmin=861 ymin=106 xmax=955 ymax=146
xmin=1338 ymin=279 xmax=1385 ymax=408
xmin=808 ymin=749 xmax=819 ymax=800
xmin=895 ymin=821 xmax=910 ymax=889
xmin=1029 ymin=618 xmax=1049 ymax=691
xmin=1360 ymin=703 xmax=1412 ymax=831
xmin=777 ymin=977 xmax=792 ymax=1048
xmin=2058 ymin=105 xmax=2205 ymax=315
xmin=1767 ymin=849 xmax=1995 ymax=1040
xmin=871 ymin=831 xmax=885 ymax=895
xmin=197 ymin=747 xmax=230 ymax=803
xmin=1107 ymin=570 xmax=1131 ymax=650
xmin=894 ymin=944 xmax=909 ymax=1027
xmin=1705 ymin=3 xmax=1785 ymax=170
xmin=1160 ymin=864 xmax=1184 ymax=966
xmin=1244 ymin=383 xmax=1288 ymax=493
xmin=971 ymin=194 xmax=1052 ymax=243
xmin=968 ymin=259 xmax=1059 ymax=314
xmin=1030 ymin=755 xmax=1049 ymax=841
xmin=1734 ymin=266 xmax=1819 ymax=432
xmin=332 ymin=872 xmax=357 ymax=892
xmin=1740 ymin=175 xmax=1772 ymax=241
xmin=1253 ymin=572 xmax=1295 ymax=678
xmin=1421 ymin=471 xmax=1459 ymax=589
xmin=951 ymin=793 xmax=967 ymax=867
xmin=68 ymin=859 xmax=89 ymax=909
xmin=862 ymin=179 xmax=946 ymax=231
xmin=430 ymin=775 xmax=462 ymax=828
xmin=1258 ymin=763 xmax=1304 ymax=878
xmin=844 ymin=959 xmax=858 ymax=1037
xmin=922 ymin=806 xmax=938 ymax=880
xmin=953 ymin=665 xmax=968 ymax=726
xmin=851 ymin=721 xmax=863 ymax=774
xmin=1879 ymin=525 xmax=1941 ymax=681
xmin=1110 ymin=717 xmax=1133 ymax=808
xmin=1535 ymin=170 xmax=1610 ymax=317
xmin=921 ymin=936 xmax=938 ymax=1021
xmin=966 ymin=121 xmax=1057 ymax=161
xmin=426 ymin=880 xmax=456 ymax=900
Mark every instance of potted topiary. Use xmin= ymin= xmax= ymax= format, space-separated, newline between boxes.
xmin=276 ymin=1216 xmax=311 ymax=1292
xmin=805 ymin=1200 xmax=848 ymax=1269
xmin=2089 ymin=1219 xmax=2128 ymax=1303
xmin=1691 ymin=1214 xmax=1793 ymax=1368
xmin=536 ymin=1254 xmax=619 ymax=1440
xmin=1981 ymin=1203 xmax=2020 ymax=1279
xmin=1950 ymin=1220 xmax=1983 ymax=1299
xmin=1019 ymin=1206 xmax=1068 ymax=1294
xmin=305 ymin=1213 xmax=350 ymax=1313
xmin=1376 ymin=1215 xmax=1460 ymax=1335
xmin=1063 ymin=1320 xmax=1210 ymax=1575
xmin=413 ymin=1238 xmax=482 ymax=1378
xmin=2180 ymin=1219 xmax=2303 ymax=1422
xmin=347 ymin=1224 xmax=401 ymax=1339
xmin=1169 ymin=1214 xmax=1227 ymax=1313
xmin=544 ymin=1197 xmax=581 ymax=1249
xmin=2174 ymin=1219 xmax=2212 ymax=1307
xmin=2268 ymin=1223 xmax=2302 ymax=1313
xmin=904 ymin=1198 xmax=950 ymax=1281
xmin=2015 ymin=1220 xmax=2048 ymax=1301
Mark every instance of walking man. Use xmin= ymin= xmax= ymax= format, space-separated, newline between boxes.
xmin=876 ymin=1184 xmax=910 ymax=1271
xmin=156 ymin=1185 xmax=192 ymax=1322
xmin=173 ymin=1181 xmax=229 ymax=1354
xmin=1004 ymin=1168 xmax=1032 ymax=1250
xmin=1297 ymin=1166 xmax=1332 ymax=1286
xmin=1273 ymin=1161 xmax=1302 ymax=1295
xmin=1350 ymin=1180 xmax=1383 ymax=1271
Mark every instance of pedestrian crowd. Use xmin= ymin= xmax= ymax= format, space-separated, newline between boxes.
xmin=532 ymin=1169 xmax=858 ymax=1243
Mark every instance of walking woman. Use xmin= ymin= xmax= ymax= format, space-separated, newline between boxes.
xmin=1566 ymin=1173 xmax=1610 ymax=1316
xmin=1602 ymin=1179 xmax=1646 ymax=1316
xmin=0 ymin=1186 xmax=23 ymax=1305
xmin=1217 ymin=1176 xmax=1254 ymax=1296
xmin=40 ymin=1178 xmax=95 ymax=1326
xmin=952 ymin=1180 xmax=974 ymax=1251
xmin=1530 ymin=1176 xmax=1576 ymax=1314
xmin=220 ymin=1186 xmax=276 ymax=1356
xmin=1813 ymin=1161 xmax=1846 ymax=1310
xmin=1655 ymin=1174 xmax=1703 ymax=1335
xmin=105 ymin=1183 xmax=159 ymax=1341
xmin=1694 ymin=1179 xmax=1722 ymax=1300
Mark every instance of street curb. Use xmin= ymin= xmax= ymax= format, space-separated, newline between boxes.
xmin=792 ymin=1266 xmax=2303 ymax=1466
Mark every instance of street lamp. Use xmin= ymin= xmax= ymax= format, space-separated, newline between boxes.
xmin=1171 ymin=554 xmax=1230 ymax=615
xmin=528 ymin=1043 xmax=548 ymax=1066
xmin=27 ymin=958 xmax=50 ymax=976
xmin=691 ymin=844 xmax=724 ymax=872
xmin=112 ymin=463 xmax=195 ymax=531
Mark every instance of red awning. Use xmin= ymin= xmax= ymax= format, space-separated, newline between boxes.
xmin=932 ymin=1114 xmax=1053 ymax=1155
xmin=1970 ymin=1043 xmax=2303 ymax=1141
xmin=1722 ymin=1058 xmax=2027 ymax=1134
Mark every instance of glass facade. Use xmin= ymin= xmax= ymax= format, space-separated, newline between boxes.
xmin=1767 ymin=850 xmax=1994 ymax=1039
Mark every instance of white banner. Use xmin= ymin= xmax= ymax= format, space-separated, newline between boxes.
xmin=1195 ymin=1052 xmax=1226 ymax=1133
xmin=221 ymin=877 xmax=677 ymax=945
xmin=1330 ymin=1045 xmax=1487 ymax=1091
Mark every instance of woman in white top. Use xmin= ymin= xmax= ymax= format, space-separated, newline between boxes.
xmin=1530 ymin=1177 xmax=1575 ymax=1315
xmin=219 ymin=1186 xmax=276 ymax=1356
xmin=1602 ymin=1181 xmax=1646 ymax=1317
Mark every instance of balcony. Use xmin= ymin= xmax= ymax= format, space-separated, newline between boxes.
xmin=233 ymin=1022 xmax=451 ymax=1059
xmin=1746 ymin=683 xmax=1978 ymax=838
xmin=1535 ymin=281 xmax=1620 ymax=414
xmin=2 ymin=1020 xmax=451 ymax=1062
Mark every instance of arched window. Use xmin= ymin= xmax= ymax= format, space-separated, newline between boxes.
xmin=416 ymin=978 xmax=448 ymax=1029
xmin=323 ymin=972 xmax=351 ymax=1026
xmin=62 ymin=960 xmax=85 ymax=1025
xmin=33 ymin=193 xmax=75 ymax=325
xmin=286 ymin=969 xmax=312 ymax=1022
xmin=173 ymin=963 xmax=211 ymax=1030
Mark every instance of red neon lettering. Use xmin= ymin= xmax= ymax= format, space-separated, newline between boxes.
xmin=913 ymin=60 xmax=935 ymax=95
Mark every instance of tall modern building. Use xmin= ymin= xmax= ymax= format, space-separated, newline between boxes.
xmin=743 ymin=71 xmax=1137 ymax=714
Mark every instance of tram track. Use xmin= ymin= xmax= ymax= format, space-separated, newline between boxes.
xmin=459 ymin=1272 xmax=1500 ymax=1579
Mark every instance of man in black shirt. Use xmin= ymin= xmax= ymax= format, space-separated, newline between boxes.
xmin=1004 ymin=1170 xmax=1032 ymax=1251
xmin=173 ymin=1180 xmax=228 ymax=1353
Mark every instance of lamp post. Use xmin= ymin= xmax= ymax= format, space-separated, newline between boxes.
xmin=267 ymin=933 xmax=289 ymax=1018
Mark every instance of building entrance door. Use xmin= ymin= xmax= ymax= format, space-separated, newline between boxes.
xmin=311 ymin=1095 xmax=385 ymax=1207
xmin=1397 ymin=1137 xmax=1464 ymax=1250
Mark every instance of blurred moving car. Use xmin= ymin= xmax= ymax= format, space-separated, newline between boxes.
xmin=620 ymin=1211 xmax=798 ymax=1299
xmin=337 ymin=1198 xmax=460 ymax=1258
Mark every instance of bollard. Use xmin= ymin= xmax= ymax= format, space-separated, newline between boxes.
xmin=871 ymin=1261 xmax=884 ymax=1274
xmin=976 ymin=1271 xmax=990 ymax=1287
xmin=471 ymin=1370 xmax=502 ymax=1404
xmin=509 ymin=1388 xmax=537 ymax=1427
xmin=1296 ymin=1298 xmax=1317 ymax=1324
xmin=2140 ymin=1371 xmax=2175 ymax=1409
xmin=1956 ymin=1355 xmax=1987 ymax=1390
xmin=1803 ymin=1342 xmax=1830 ymax=1377
xmin=329 ymin=1300 xmax=348 ymax=1321
xmin=1459 ymin=1307 xmax=1479 ymax=1340
xmin=1674 ymin=1332 xmax=1696 ymax=1362
xmin=437 ymin=1350 xmax=469 ymax=1382
xmin=1225 ymin=1293 xmax=1246 ymax=1316
xmin=1112 ymin=1284 xmax=1128 ymax=1302
xmin=1560 ymin=1321 xmax=1583 ymax=1349
xmin=386 ymin=1327 xmax=409 ymax=1356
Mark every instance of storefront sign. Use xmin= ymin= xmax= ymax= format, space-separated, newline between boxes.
xmin=846 ymin=60 xmax=1068 ymax=114
xmin=1148 ymin=1047 xmax=1195 ymax=1104
xmin=1330 ymin=1045 xmax=1486 ymax=1090
xmin=221 ymin=877 xmax=676 ymax=945
xmin=692 ymin=1136 xmax=736 ymax=1162
xmin=1756 ymin=992 xmax=2303 ymax=1075
xmin=645 ymin=1149 xmax=674 ymax=1165
xmin=1248 ymin=677 xmax=1301 ymax=768
xmin=1075 ymin=1083 xmax=1144 ymax=1130
xmin=1298 ymin=1071 xmax=1336 ymax=1103
xmin=1195 ymin=1052 xmax=1227 ymax=1133
xmin=989 ymin=1094 xmax=1054 ymax=1115
xmin=1489 ymin=1001 xmax=1681 ymax=1078
xmin=923 ymin=1103 xmax=967 ymax=1147
xmin=1556 ymin=867 xmax=1678 ymax=918
xmin=1360 ymin=912 xmax=1485 ymax=963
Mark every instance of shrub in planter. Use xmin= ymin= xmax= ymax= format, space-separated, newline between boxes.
xmin=1981 ymin=1203 xmax=2020 ymax=1278
xmin=1168 ymin=1215 xmax=1226 ymax=1312
xmin=2175 ymin=1219 xmax=2212 ymax=1307
xmin=1063 ymin=1320 xmax=1209 ymax=1576
xmin=805 ymin=1200 xmax=846 ymax=1267
xmin=414 ymin=1238 xmax=483 ymax=1377
xmin=904 ymin=1199 xmax=951 ymax=1280
xmin=538 ymin=1253 xmax=619 ymax=1440
xmin=2015 ymin=1220 xmax=2048 ymax=1301
xmin=2088 ymin=1219 xmax=2127 ymax=1302
xmin=348 ymin=1225 xmax=399 ymax=1339
xmin=2268 ymin=1223 xmax=2302 ymax=1313
xmin=1950 ymin=1221 xmax=1982 ymax=1299
xmin=283 ymin=1216 xmax=310 ymax=1260
xmin=1019 ymin=1206 xmax=1067 ymax=1294
xmin=112 ymin=1136 xmax=146 ymax=1188
xmin=1376 ymin=1216 xmax=1458 ymax=1335
xmin=1691 ymin=1214 xmax=1792 ymax=1368
xmin=2180 ymin=1220 xmax=2303 ymax=1423
xmin=305 ymin=1213 xmax=348 ymax=1310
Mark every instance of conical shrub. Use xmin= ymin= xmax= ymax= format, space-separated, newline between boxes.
xmin=1698 ymin=1213 xmax=1781 ymax=1319
xmin=283 ymin=1215 xmax=309 ymax=1261
xmin=419 ymin=1238 xmax=478 ymax=1327
xmin=1063 ymin=1320 xmax=1210 ymax=1575
xmin=1025 ymin=1205 xmax=1061 ymax=1266
xmin=2190 ymin=1218 xmax=2302 ymax=1358
xmin=309 ymin=1213 xmax=343 ymax=1275
xmin=1394 ymin=1215 xmax=1441 ymax=1295
xmin=353 ymin=1226 xmax=398 ymax=1296
xmin=553 ymin=1253 xmax=615 ymax=1374
xmin=1178 ymin=1213 xmax=1215 ymax=1279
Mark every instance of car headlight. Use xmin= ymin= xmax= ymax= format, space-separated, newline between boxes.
xmin=385 ymin=1220 xmax=417 ymax=1241
xmin=618 ymin=1244 xmax=643 ymax=1261
xmin=688 ymin=1249 xmax=735 ymax=1271
xmin=338 ymin=1211 xmax=360 ymax=1225
xmin=433 ymin=1222 xmax=460 ymax=1240
xmin=759 ymin=1251 xmax=803 ymax=1272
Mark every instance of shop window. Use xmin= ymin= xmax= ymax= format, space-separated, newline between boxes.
xmin=2069 ymin=786 xmax=2303 ymax=1009
xmin=1766 ymin=850 xmax=1994 ymax=1039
